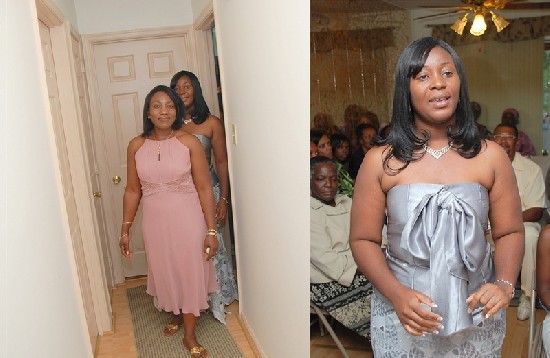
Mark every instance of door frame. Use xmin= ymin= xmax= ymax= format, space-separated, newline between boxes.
xmin=36 ymin=0 xmax=112 ymax=338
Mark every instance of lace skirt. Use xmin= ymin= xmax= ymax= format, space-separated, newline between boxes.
xmin=370 ymin=291 xmax=506 ymax=357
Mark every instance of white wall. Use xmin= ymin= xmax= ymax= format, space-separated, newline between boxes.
xmin=50 ymin=0 xmax=78 ymax=28
xmin=74 ymin=0 xmax=193 ymax=34
xmin=191 ymin=0 xmax=210 ymax=20
xmin=214 ymin=0 xmax=310 ymax=356
xmin=3 ymin=1 xmax=92 ymax=357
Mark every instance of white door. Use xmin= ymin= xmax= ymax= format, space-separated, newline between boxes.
xmin=38 ymin=19 xmax=99 ymax=348
xmin=72 ymin=35 xmax=116 ymax=288
xmin=87 ymin=29 xmax=195 ymax=277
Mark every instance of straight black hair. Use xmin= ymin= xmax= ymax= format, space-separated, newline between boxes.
xmin=170 ymin=70 xmax=210 ymax=125
xmin=142 ymin=85 xmax=184 ymax=137
xmin=378 ymin=37 xmax=481 ymax=174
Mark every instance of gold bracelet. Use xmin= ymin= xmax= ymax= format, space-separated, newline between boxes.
xmin=219 ymin=196 xmax=229 ymax=204
xmin=119 ymin=233 xmax=129 ymax=239
xmin=122 ymin=221 xmax=133 ymax=225
xmin=206 ymin=232 xmax=217 ymax=236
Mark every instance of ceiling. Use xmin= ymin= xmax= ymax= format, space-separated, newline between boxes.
xmin=310 ymin=0 xmax=400 ymax=14
xmin=311 ymin=0 xmax=550 ymax=15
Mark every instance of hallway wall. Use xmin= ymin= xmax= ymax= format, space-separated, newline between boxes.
xmin=214 ymin=0 xmax=310 ymax=356
xmin=3 ymin=1 xmax=93 ymax=357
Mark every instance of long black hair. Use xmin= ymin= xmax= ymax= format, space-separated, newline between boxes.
xmin=141 ymin=85 xmax=184 ymax=136
xmin=378 ymin=37 xmax=481 ymax=174
xmin=169 ymin=70 xmax=210 ymax=124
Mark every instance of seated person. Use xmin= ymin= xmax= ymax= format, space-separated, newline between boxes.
xmin=331 ymin=133 xmax=351 ymax=171
xmin=471 ymin=101 xmax=491 ymax=139
xmin=501 ymin=108 xmax=535 ymax=156
xmin=349 ymin=123 xmax=377 ymax=179
xmin=312 ymin=112 xmax=338 ymax=136
xmin=310 ymin=156 xmax=372 ymax=338
xmin=310 ymin=129 xmax=332 ymax=159
xmin=537 ymin=225 xmax=550 ymax=356
xmin=339 ymin=104 xmax=361 ymax=150
xmin=310 ymin=140 xmax=318 ymax=158
xmin=331 ymin=133 xmax=354 ymax=197
xmin=494 ymin=123 xmax=545 ymax=320
xmin=357 ymin=110 xmax=380 ymax=132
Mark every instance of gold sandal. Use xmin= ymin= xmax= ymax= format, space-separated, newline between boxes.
xmin=163 ymin=323 xmax=181 ymax=337
xmin=189 ymin=346 xmax=207 ymax=357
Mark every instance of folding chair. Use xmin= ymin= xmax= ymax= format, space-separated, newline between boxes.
xmin=310 ymin=302 xmax=349 ymax=358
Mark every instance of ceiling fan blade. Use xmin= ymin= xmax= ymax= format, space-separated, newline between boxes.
xmin=418 ymin=5 xmax=464 ymax=9
xmin=414 ymin=9 xmax=464 ymax=20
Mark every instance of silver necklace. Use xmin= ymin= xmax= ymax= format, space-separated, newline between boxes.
xmin=423 ymin=143 xmax=452 ymax=159
xmin=183 ymin=116 xmax=196 ymax=125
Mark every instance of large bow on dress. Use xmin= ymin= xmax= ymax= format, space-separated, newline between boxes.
xmin=400 ymin=186 xmax=493 ymax=336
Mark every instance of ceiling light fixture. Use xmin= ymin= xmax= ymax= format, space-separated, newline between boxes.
xmin=470 ymin=11 xmax=487 ymax=36
xmin=450 ymin=8 xmax=509 ymax=37
xmin=491 ymin=11 xmax=510 ymax=32
xmin=450 ymin=14 xmax=469 ymax=35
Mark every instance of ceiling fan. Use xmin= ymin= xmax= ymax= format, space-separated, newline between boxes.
xmin=406 ymin=0 xmax=550 ymax=35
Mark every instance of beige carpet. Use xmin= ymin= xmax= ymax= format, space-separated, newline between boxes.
xmin=127 ymin=285 xmax=243 ymax=358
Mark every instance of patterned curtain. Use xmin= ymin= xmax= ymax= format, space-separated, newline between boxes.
xmin=310 ymin=28 xmax=395 ymax=127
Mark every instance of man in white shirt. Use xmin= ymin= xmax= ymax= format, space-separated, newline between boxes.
xmin=494 ymin=124 xmax=546 ymax=320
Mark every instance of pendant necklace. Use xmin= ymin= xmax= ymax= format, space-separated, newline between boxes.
xmin=423 ymin=143 xmax=452 ymax=159
xmin=183 ymin=116 xmax=196 ymax=125
xmin=155 ymin=130 xmax=174 ymax=161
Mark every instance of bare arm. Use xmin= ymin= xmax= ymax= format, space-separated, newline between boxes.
xmin=183 ymin=134 xmax=218 ymax=260
xmin=119 ymin=137 xmax=144 ymax=257
xmin=523 ymin=207 xmax=544 ymax=223
xmin=209 ymin=115 xmax=230 ymax=222
xmin=468 ymin=142 xmax=524 ymax=317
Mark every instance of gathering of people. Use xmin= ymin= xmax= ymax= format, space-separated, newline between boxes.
xmin=311 ymin=36 xmax=550 ymax=357
xmin=118 ymin=71 xmax=238 ymax=357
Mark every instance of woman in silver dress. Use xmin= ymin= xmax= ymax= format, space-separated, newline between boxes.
xmin=163 ymin=70 xmax=238 ymax=331
xmin=350 ymin=37 xmax=524 ymax=356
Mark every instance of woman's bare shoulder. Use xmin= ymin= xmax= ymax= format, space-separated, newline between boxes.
xmin=366 ymin=144 xmax=390 ymax=159
xmin=205 ymin=114 xmax=224 ymax=131
xmin=128 ymin=135 xmax=146 ymax=151
xmin=477 ymin=139 xmax=508 ymax=162
xmin=361 ymin=145 xmax=392 ymax=177
xmin=175 ymin=129 xmax=200 ymax=148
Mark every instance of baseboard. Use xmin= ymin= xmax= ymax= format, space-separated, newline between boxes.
xmin=238 ymin=312 xmax=264 ymax=357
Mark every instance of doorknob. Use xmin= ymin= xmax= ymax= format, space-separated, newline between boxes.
xmin=112 ymin=175 xmax=122 ymax=185
xmin=93 ymin=192 xmax=102 ymax=198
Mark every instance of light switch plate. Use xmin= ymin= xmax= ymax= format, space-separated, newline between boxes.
xmin=231 ymin=123 xmax=237 ymax=145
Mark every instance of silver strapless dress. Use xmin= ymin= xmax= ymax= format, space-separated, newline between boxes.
xmin=371 ymin=183 xmax=506 ymax=357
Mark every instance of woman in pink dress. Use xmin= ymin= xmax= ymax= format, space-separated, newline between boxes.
xmin=119 ymin=85 xmax=218 ymax=357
